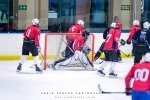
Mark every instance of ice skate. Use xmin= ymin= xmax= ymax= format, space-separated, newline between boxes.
xmin=35 ymin=65 xmax=43 ymax=74
xmin=16 ymin=63 xmax=22 ymax=72
xmin=109 ymin=72 xmax=117 ymax=77
xmin=97 ymin=70 xmax=105 ymax=77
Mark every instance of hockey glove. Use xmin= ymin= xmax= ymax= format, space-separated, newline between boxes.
xmin=36 ymin=46 xmax=41 ymax=53
xmin=125 ymin=88 xmax=131 ymax=96
xmin=126 ymin=40 xmax=131 ymax=45
xmin=120 ymin=39 xmax=126 ymax=46
xmin=82 ymin=46 xmax=91 ymax=55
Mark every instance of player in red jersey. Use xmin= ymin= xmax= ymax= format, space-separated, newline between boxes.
xmin=126 ymin=20 xmax=141 ymax=56
xmin=125 ymin=52 xmax=150 ymax=100
xmin=16 ymin=18 xmax=43 ymax=73
xmin=97 ymin=22 xmax=122 ymax=77
xmin=52 ymin=31 xmax=95 ymax=71
xmin=63 ymin=20 xmax=84 ymax=57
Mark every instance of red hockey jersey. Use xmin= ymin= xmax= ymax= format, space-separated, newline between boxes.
xmin=127 ymin=25 xmax=141 ymax=42
xmin=103 ymin=29 xmax=121 ymax=52
xmin=125 ymin=62 xmax=150 ymax=91
xmin=68 ymin=24 xmax=84 ymax=34
xmin=67 ymin=35 xmax=86 ymax=51
xmin=23 ymin=25 xmax=41 ymax=46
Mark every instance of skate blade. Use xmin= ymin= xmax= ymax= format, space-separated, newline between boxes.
xmin=97 ymin=72 xmax=105 ymax=77
xmin=16 ymin=70 xmax=21 ymax=72
xmin=36 ymin=71 xmax=43 ymax=74
xmin=109 ymin=75 xmax=117 ymax=78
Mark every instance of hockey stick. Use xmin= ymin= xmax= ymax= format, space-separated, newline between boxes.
xmin=39 ymin=52 xmax=51 ymax=68
xmin=119 ymin=49 xmax=130 ymax=57
xmin=98 ymin=84 xmax=125 ymax=94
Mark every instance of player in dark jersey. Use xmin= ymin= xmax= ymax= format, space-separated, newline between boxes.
xmin=125 ymin=52 xmax=150 ymax=100
xmin=16 ymin=18 xmax=43 ymax=73
xmin=132 ymin=22 xmax=150 ymax=64
xmin=126 ymin=20 xmax=141 ymax=56
xmin=97 ymin=22 xmax=122 ymax=77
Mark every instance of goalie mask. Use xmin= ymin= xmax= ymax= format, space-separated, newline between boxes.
xmin=82 ymin=31 xmax=90 ymax=40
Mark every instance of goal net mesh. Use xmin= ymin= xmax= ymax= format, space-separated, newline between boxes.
xmin=41 ymin=33 xmax=95 ymax=70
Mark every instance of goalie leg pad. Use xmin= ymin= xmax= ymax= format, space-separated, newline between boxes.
xmin=53 ymin=55 xmax=76 ymax=69
xmin=75 ymin=51 xmax=94 ymax=70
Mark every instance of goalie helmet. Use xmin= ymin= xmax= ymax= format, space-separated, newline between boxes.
xmin=144 ymin=53 xmax=150 ymax=62
xmin=82 ymin=31 xmax=90 ymax=40
xmin=32 ymin=18 xmax=39 ymax=26
xmin=77 ymin=20 xmax=84 ymax=27
xmin=133 ymin=20 xmax=139 ymax=26
xmin=143 ymin=22 xmax=150 ymax=29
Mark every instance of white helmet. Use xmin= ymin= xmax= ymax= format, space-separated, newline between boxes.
xmin=143 ymin=22 xmax=150 ymax=29
xmin=77 ymin=20 xmax=84 ymax=27
xmin=110 ymin=22 xmax=116 ymax=28
xmin=32 ymin=18 xmax=39 ymax=26
xmin=133 ymin=20 xmax=139 ymax=26
xmin=144 ymin=53 xmax=150 ymax=62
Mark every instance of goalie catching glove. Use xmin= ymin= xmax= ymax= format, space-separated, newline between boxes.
xmin=82 ymin=45 xmax=91 ymax=55
xmin=120 ymin=39 xmax=126 ymax=46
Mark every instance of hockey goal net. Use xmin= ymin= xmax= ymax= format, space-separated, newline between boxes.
xmin=42 ymin=33 xmax=95 ymax=70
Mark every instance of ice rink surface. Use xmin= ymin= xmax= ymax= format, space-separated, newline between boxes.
xmin=0 ymin=58 xmax=134 ymax=100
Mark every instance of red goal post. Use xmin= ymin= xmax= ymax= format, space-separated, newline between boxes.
xmin=43 ymin=33 xmax=95 ymax=70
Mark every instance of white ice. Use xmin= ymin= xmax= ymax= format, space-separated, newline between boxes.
xmin=0 ymin=58 xmax=134 ymax=100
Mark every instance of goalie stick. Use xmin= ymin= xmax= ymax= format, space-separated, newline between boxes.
xmin=97 ymin=84 xmax=125 ymax=94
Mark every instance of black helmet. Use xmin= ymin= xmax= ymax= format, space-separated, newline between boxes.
xmin=82 ymin=31 xmax=90 ymax=40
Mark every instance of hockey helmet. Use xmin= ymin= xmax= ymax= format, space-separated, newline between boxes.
xmin=144 ymin=53 xmax=150 ymax=62
xmin=133 ymin=20 xmax=139 ymax=26
xmin=115 ymin=22 xmax=122 ymax=29
xmin=110 ymin=22 xmax=116 ymax=28
xmin=32 ymin=18 xmax=39 ymax=26
xmin=143 ymin=22 xmax=150 ymax=29
xmin=77 ymin=20 xmax=84 ymax=27
xmin=82 ymin=31 xmax=90 ymax=40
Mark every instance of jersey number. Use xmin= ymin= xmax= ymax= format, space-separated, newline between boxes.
xmin=71 ymin=26 xmax=76 ymax=32
xmin=134 ymin=69 xmax=149 ymax=82
xmin=106 ymin=34 xmax=112 ymax=42
xmin=26 ymin=29 xmax=31 ymax=37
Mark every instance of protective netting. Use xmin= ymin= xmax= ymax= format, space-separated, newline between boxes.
xmin=41 ymin=33 xmax=95 ymax=70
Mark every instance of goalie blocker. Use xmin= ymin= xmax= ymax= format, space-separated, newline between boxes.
xmin=52 ymin=31 xmax=96 ymax=70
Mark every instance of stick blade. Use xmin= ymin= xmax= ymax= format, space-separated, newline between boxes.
xmin=97 ymin=84 xmax=103 ymax=93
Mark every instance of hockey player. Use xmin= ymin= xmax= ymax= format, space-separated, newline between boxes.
xmin=97 ymin=22 xmax=122 ymax=77
xmin=94 ymin=22 xmax=125 ymax=62
xmin=61 ymin=20 xmax=84 ymax=57
xmin=125 ymin=52 xmax=150 ymax=100
xmin=16 ymin=18 xmax=43 ymax=73
xmin=94 ymin=22 xmax=116 ymax=61
xmin=126 ymin=20 xmax=141 ymax=56
xmin=52 ymin=31 xmax=94 ymax=70
xmin=132 ymin=22 xmax=150 ymax=64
